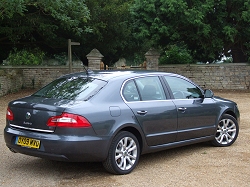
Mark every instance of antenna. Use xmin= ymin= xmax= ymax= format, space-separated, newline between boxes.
xmin=73 ymin=52 xmax=92 ymax=76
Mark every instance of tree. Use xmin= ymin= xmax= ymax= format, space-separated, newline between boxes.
xmin=130 ymin=0 xmax=250 ymax=63
xmin=81 ymin=0 xmax=147 ymax=66
xmin=0 ymin=0 xmax=91 ymax=62
xmin=159 ymin=43 xmax=193 ymax=64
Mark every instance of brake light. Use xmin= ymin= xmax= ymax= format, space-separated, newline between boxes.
xmin=47 ymin=113 xmax=91 ymax=128
xmin=6 ymin=107 xmax=14 ymax=121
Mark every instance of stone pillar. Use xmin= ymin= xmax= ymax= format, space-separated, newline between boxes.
xmin=86 ymin=48 xmax=104 ymax=70
xmin=145 ymin=48 xmax=160 ymax=70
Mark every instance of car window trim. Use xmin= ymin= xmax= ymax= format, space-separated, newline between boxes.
xmin=120 ymin=75 xmax=171 ymax=102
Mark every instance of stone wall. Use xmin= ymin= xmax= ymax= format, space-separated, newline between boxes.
xmin=159 ymin=63 xmax=250 ymax=90
xmin=0 ymin=63 xmax=249 ymax=96
xmin=0 ymin=68 xmax=23 ymax=95
xmin=0 ymin=66 xmax=83 ymax=96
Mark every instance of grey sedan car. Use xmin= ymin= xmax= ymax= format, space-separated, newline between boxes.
xmin=4 ymin=70 xmax=239 ymax=174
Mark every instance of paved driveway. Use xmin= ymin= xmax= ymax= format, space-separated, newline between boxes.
xmin=1 ymin=90 xmax=250 ymax=187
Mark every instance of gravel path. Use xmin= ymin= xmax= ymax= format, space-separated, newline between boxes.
xmin=0 ymin=89 xmax=249 ymax=187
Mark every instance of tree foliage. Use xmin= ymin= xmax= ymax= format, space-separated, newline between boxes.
xmin=6 ymin=48 xmax=45 ymax=65
xmin=1 ymin=0 xmax=250 ymax=65
xmin=0 ymin=0 xmax=91 ymax=61
xmin=159 ymin=44 xmax=193 ymax=64
xmin=131 ymin=0 xmax=250 ymax=63
xmin=0 ymin=0 xmax=146 ymax=66
xmin=82 ymin=0 xmax=146 ymax=66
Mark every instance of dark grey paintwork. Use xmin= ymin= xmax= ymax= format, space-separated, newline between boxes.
xmin=4 ymin=70 xmax=240 ymax=162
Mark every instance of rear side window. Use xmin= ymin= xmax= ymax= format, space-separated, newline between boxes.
xmin=122 ymin=80 xmax=140 ymax=101
xmin=33 ymin=77 xmax=107 ymax=101
xmin=122 ymin=76 xmax=166 ymax=101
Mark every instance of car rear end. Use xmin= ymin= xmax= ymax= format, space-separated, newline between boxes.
xmin=4 ymin=74 xmax=110 ymax=162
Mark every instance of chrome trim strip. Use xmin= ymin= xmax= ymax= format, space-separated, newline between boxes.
xmin=10 ymin=124 xmax=54 ymax=133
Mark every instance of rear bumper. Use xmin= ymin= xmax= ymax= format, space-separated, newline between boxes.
xmin=4 ymin=126 xmax=111 ymax=162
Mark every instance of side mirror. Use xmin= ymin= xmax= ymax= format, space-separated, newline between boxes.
xmin=204 ymin=89 xmax=214 ymax=98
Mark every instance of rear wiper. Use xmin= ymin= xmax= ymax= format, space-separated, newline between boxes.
xmin=84 ymin=94 xmax=95 ymax=101
xmin=83 ymin=87 xmax=104 ymax=101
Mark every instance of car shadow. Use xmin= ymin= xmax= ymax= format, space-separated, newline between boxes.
xmin=139 ymin=142 xmax=211 ymax=164
xmin=8 ymin=142 xmax=211 ymax=176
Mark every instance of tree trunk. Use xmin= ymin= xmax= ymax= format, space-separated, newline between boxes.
xmin=231 ymin=43 xmax=248 ymax=63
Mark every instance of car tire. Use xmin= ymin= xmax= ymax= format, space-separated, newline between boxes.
xmin=103 ymin=131 xmax=140 ymax=175
xmin=211 ymin=114 xmax=239 ymax=147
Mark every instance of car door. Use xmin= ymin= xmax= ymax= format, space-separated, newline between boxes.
xmin=122 ymin=76 xmax=178 ymax=146
xmin=163 ymin=76 xmax=219 ymax=142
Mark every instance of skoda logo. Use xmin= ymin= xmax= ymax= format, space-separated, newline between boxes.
xmin=26 ymin=112 xmax=31 ymax=120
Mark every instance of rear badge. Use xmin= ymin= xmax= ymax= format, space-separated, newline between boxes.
xmin=26 ymin=112 xmax=31 ymax=120
xmin=23 ymin=121 xmax=33 ymax=125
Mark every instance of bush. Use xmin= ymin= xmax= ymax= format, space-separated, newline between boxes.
xmin=53 ymin=53 xmax=67 ymax=65
xmin=6 ymin=48 xmax=45 ymax=65
xmin=159 ymin=45 xmax=193 ymax=64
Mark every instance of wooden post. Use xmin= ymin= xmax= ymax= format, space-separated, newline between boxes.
xmin=68 ymin=39 xmax=80 ymax=73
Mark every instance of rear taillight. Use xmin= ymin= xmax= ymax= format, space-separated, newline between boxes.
xmin=47 ymin=113 xmax=91 ymax=128
xmin=6 ymin=107 xmax=14 ymax=121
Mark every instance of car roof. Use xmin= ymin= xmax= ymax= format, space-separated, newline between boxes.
xmin=61 ymin=70 xmax=181 ymax=82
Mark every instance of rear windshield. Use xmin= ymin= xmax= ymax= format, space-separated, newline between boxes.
xmin=33 ymin=77 xmax=107 ymax=101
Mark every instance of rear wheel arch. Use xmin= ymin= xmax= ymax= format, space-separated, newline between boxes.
xmin=103 ymin=130 xmax=141 ymax=174
xmin=120 ymin=126 xmax=143 ymax=153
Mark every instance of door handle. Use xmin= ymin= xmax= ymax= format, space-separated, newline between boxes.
xmin=178 ymin=107 xmax=187 ymax=112
xmin=137 ymin=110 xmax=147 ymax=115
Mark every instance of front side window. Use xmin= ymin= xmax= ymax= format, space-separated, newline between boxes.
xmin=164 ymin=76 xmax=203 ymax=99
xmin=33 ymin=77 xmax=107 ymax=101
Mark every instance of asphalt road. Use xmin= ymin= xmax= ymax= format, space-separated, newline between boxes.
xmin=1 ymin=90 xmax=250 ymax=187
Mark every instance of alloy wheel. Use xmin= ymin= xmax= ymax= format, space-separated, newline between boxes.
xmin=115 ymin=136 xmax=138 ymax=171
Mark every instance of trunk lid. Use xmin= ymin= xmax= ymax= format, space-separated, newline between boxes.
xmin=8 ymin=96 xmax=76 ymax=133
